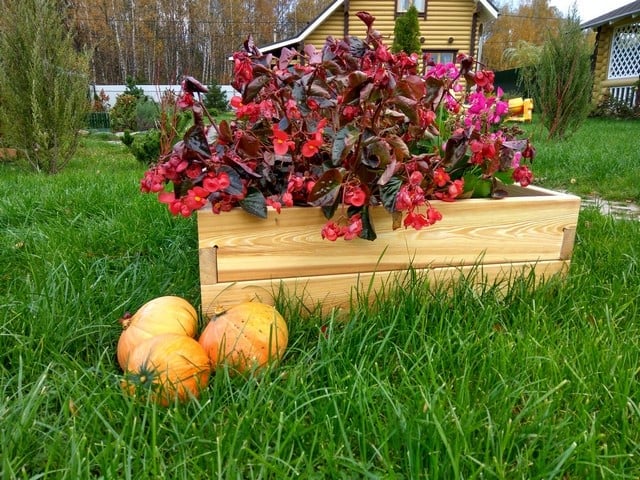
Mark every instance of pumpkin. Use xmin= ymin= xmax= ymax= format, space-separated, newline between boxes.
xmin=121 ymin=333 xmax=210 ymax=406
xmin=198 ymin=302 xmax=288 ymax=374
xmin=117 ymin=296 xmax=198 ymax=370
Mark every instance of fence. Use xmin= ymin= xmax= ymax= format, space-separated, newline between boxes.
xmin=609 ymin=85 xmax=638 ymax=108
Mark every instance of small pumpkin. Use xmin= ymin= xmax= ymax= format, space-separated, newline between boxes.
xmin=121 ymin=333 xmax=210 ymax=406
xmin=198 ymin=302 xmax=288 ymax=374
xmin=117 ymin=295 xmax=198 ymax=370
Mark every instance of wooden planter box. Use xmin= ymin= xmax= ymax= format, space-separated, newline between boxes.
xmin=197 ymin=185 xmax=581 ymax=317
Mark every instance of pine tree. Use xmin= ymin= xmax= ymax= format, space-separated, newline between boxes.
xmin=204 ymin=81 xmax=230 ymax=116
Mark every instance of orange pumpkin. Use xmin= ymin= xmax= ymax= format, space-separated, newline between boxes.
xmin=121 ymin=333 xmax=210 ymax=406
xmin=116 ymin=296 xmax=198 ymax=370
xmin=198 ymin=302 xmax=288 ymax=374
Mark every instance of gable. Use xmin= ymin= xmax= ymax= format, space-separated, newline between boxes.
xmin=258 ymin=0 xmax=498 ymax=55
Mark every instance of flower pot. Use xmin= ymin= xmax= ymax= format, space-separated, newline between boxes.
xmin=197 ymin=185 xmax=580 ymax=317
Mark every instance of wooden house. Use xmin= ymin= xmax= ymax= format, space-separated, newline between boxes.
xmin=258 ymin=0 xmax=498 ymax=68
xmin=581 ymin=0 xmax=640 ymax=108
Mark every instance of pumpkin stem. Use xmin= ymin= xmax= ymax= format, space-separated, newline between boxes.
xmin=119 ymin=312 xmax=133 ymax=329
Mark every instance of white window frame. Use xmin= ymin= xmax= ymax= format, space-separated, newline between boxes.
xmin=396 ymin=0 xmax=426 ymax=15
xmin=607 ymin=22 xmax=640 ymax=80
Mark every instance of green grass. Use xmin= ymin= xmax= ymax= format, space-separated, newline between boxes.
xmin=1 ymin=122 xmax=639 ymax=478
xmin=523 ymin=116 xmax=640 ymax=202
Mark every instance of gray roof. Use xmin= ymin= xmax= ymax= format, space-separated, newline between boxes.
xmin=581 ymin=0 xmax=640 ymax=29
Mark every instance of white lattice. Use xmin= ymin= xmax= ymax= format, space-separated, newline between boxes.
xmin=608 ymin=23 xmax=640 ymax=79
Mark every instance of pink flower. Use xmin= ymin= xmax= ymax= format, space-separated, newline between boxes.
xmin=342 ymin=214 xmax=363 ymax=240
xmin=321 ymin=221 xmax=342 ymax=241
xmin=344 ymin=185 xmax=366 ymax=207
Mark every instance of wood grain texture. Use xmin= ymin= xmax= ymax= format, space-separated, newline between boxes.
xmin=197 ymin=185 xmax=581 ymax=318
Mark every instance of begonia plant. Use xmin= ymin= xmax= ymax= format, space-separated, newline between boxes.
xmin=141 ymin=11 xmax=534 ymax=241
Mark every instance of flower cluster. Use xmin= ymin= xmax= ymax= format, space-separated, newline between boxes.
xmin=141 ymin=11 xmax=534 ymax=241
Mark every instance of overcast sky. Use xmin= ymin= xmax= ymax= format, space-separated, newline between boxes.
xmin=546 ymin=0 xmax=634 ymax=22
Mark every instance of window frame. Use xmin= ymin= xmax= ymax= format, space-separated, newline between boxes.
xmin=395 ymin=0 xmax=427 ymax=19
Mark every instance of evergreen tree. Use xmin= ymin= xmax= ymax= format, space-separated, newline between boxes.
xmin=520 ymin=12 xmax=593 ymax=140
xmin=0 ymin=0 xmax=90 ymax=173
xmin=392 ymin=4 xmax=422 ymax=54
xmin=204 ymin=81 xmax=230 ymax=115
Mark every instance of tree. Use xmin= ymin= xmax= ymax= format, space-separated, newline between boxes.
xmin=204 ymin=81 xmax=229 ymax=116
xmin=482 ymin=0 xmax=563 ymax=70
xmin=520 ymin=12 xmax=593 ymax=139
xmin=392 ymin=4 xmax=422 ymax=54
xmin=0 ymin=0 xmax=90 ymax=173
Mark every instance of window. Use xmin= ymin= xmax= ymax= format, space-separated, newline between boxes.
xmin=608 ymin=22 xmax=640 ymax=79
xmin=397 ymin=0 xmax=426 ymax=15
xmin=423 ymin=51 xmax=456 ymax=65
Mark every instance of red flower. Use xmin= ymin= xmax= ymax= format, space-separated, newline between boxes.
xmin=426 ymin=207 xmax=443 ymax=224
xmin=177 ymin=92 xmax=194 ymax=109
xmin=301 ymin=135 xmax=323 ymax=157
xmin=344 ymin=185 xmax=366 ymax=207
xmin=321 ymin=221 xmax=342 ymax=241
xmin=342 ymin=214 xmax=363 ymax=240
xmin=272 ymin=126 xmax=294 ymax=156
xmin=202 ymin=172 xmax=231 ymax=193
xmin=433 ymin=168 xmax=450 ymax=187
xmin=435 ymin=179 xmax=464 ymax=202
xmin=512 ymin=165 xmax=533 ymax=187
xmin=184 ymin=186 xmax=209 ymax=211
xmin=404 ymin=211 xmax=430 ymax=230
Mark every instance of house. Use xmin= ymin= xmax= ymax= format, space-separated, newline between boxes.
xmin=581 ymin=0 xmax=640 ymax=108
xmin=257 ymin=0 xmax=498 ymax=68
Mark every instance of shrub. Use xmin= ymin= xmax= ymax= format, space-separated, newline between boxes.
xmin=110 ymin=94 xmax=138 ymax=132
xmin=590 ymin=95 xmax=639 ymax=119
xmin=135 ymin=100 xmax=160 ymax=131
xmin=204 ymin=81 xmax=229 ymax=115
xmin=519 ymin=13 xmax=593 ymax=140
xmin=122 ymin=129 xmax=161 ymax=165
xmin=0 ymin=0 xmax=90 ymax=173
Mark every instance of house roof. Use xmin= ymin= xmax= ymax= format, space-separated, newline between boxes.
xmin=581 ymin=0 xmax=640 ymax=29
xmin=257 ymin=0 xmax=499 ymax=54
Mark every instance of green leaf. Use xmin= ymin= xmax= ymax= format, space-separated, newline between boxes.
xmin=308 ymin=168 xmax=343 ymax=206
xmin=494 ymin=170 xmax=515 ymax=185
xmin=463 ymin=172 xmax=492 ymax=198
xmin=239 ymin=188 xmax=267 ymax=218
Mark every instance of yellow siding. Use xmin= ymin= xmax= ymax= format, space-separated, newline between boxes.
xmin=303 ymin=0 xmax=481 ymax=57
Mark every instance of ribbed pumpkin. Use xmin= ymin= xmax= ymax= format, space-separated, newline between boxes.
xmin=121 ymin=333 xmax=210 ymax=406
xmin=198 ymin=302 xmax=288 ymax=374
xmin=116 ymin=296 xmax=198 ymax=370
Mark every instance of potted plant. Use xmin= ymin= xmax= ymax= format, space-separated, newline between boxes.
xmin=141 ymin=12 xmax=580 ymax=315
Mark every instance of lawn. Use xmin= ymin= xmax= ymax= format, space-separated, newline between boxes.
xmin=0 ymin=118 xmax=639 ymax=478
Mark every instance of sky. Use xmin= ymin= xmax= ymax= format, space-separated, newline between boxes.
xmin=546 ymin=0 xmax=634 ymax=22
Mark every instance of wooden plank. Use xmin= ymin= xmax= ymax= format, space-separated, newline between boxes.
xmin=199 ymin=260 xmax=570 ymax=318
xmin=197 ymin=185 xmax=581 ymax=283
